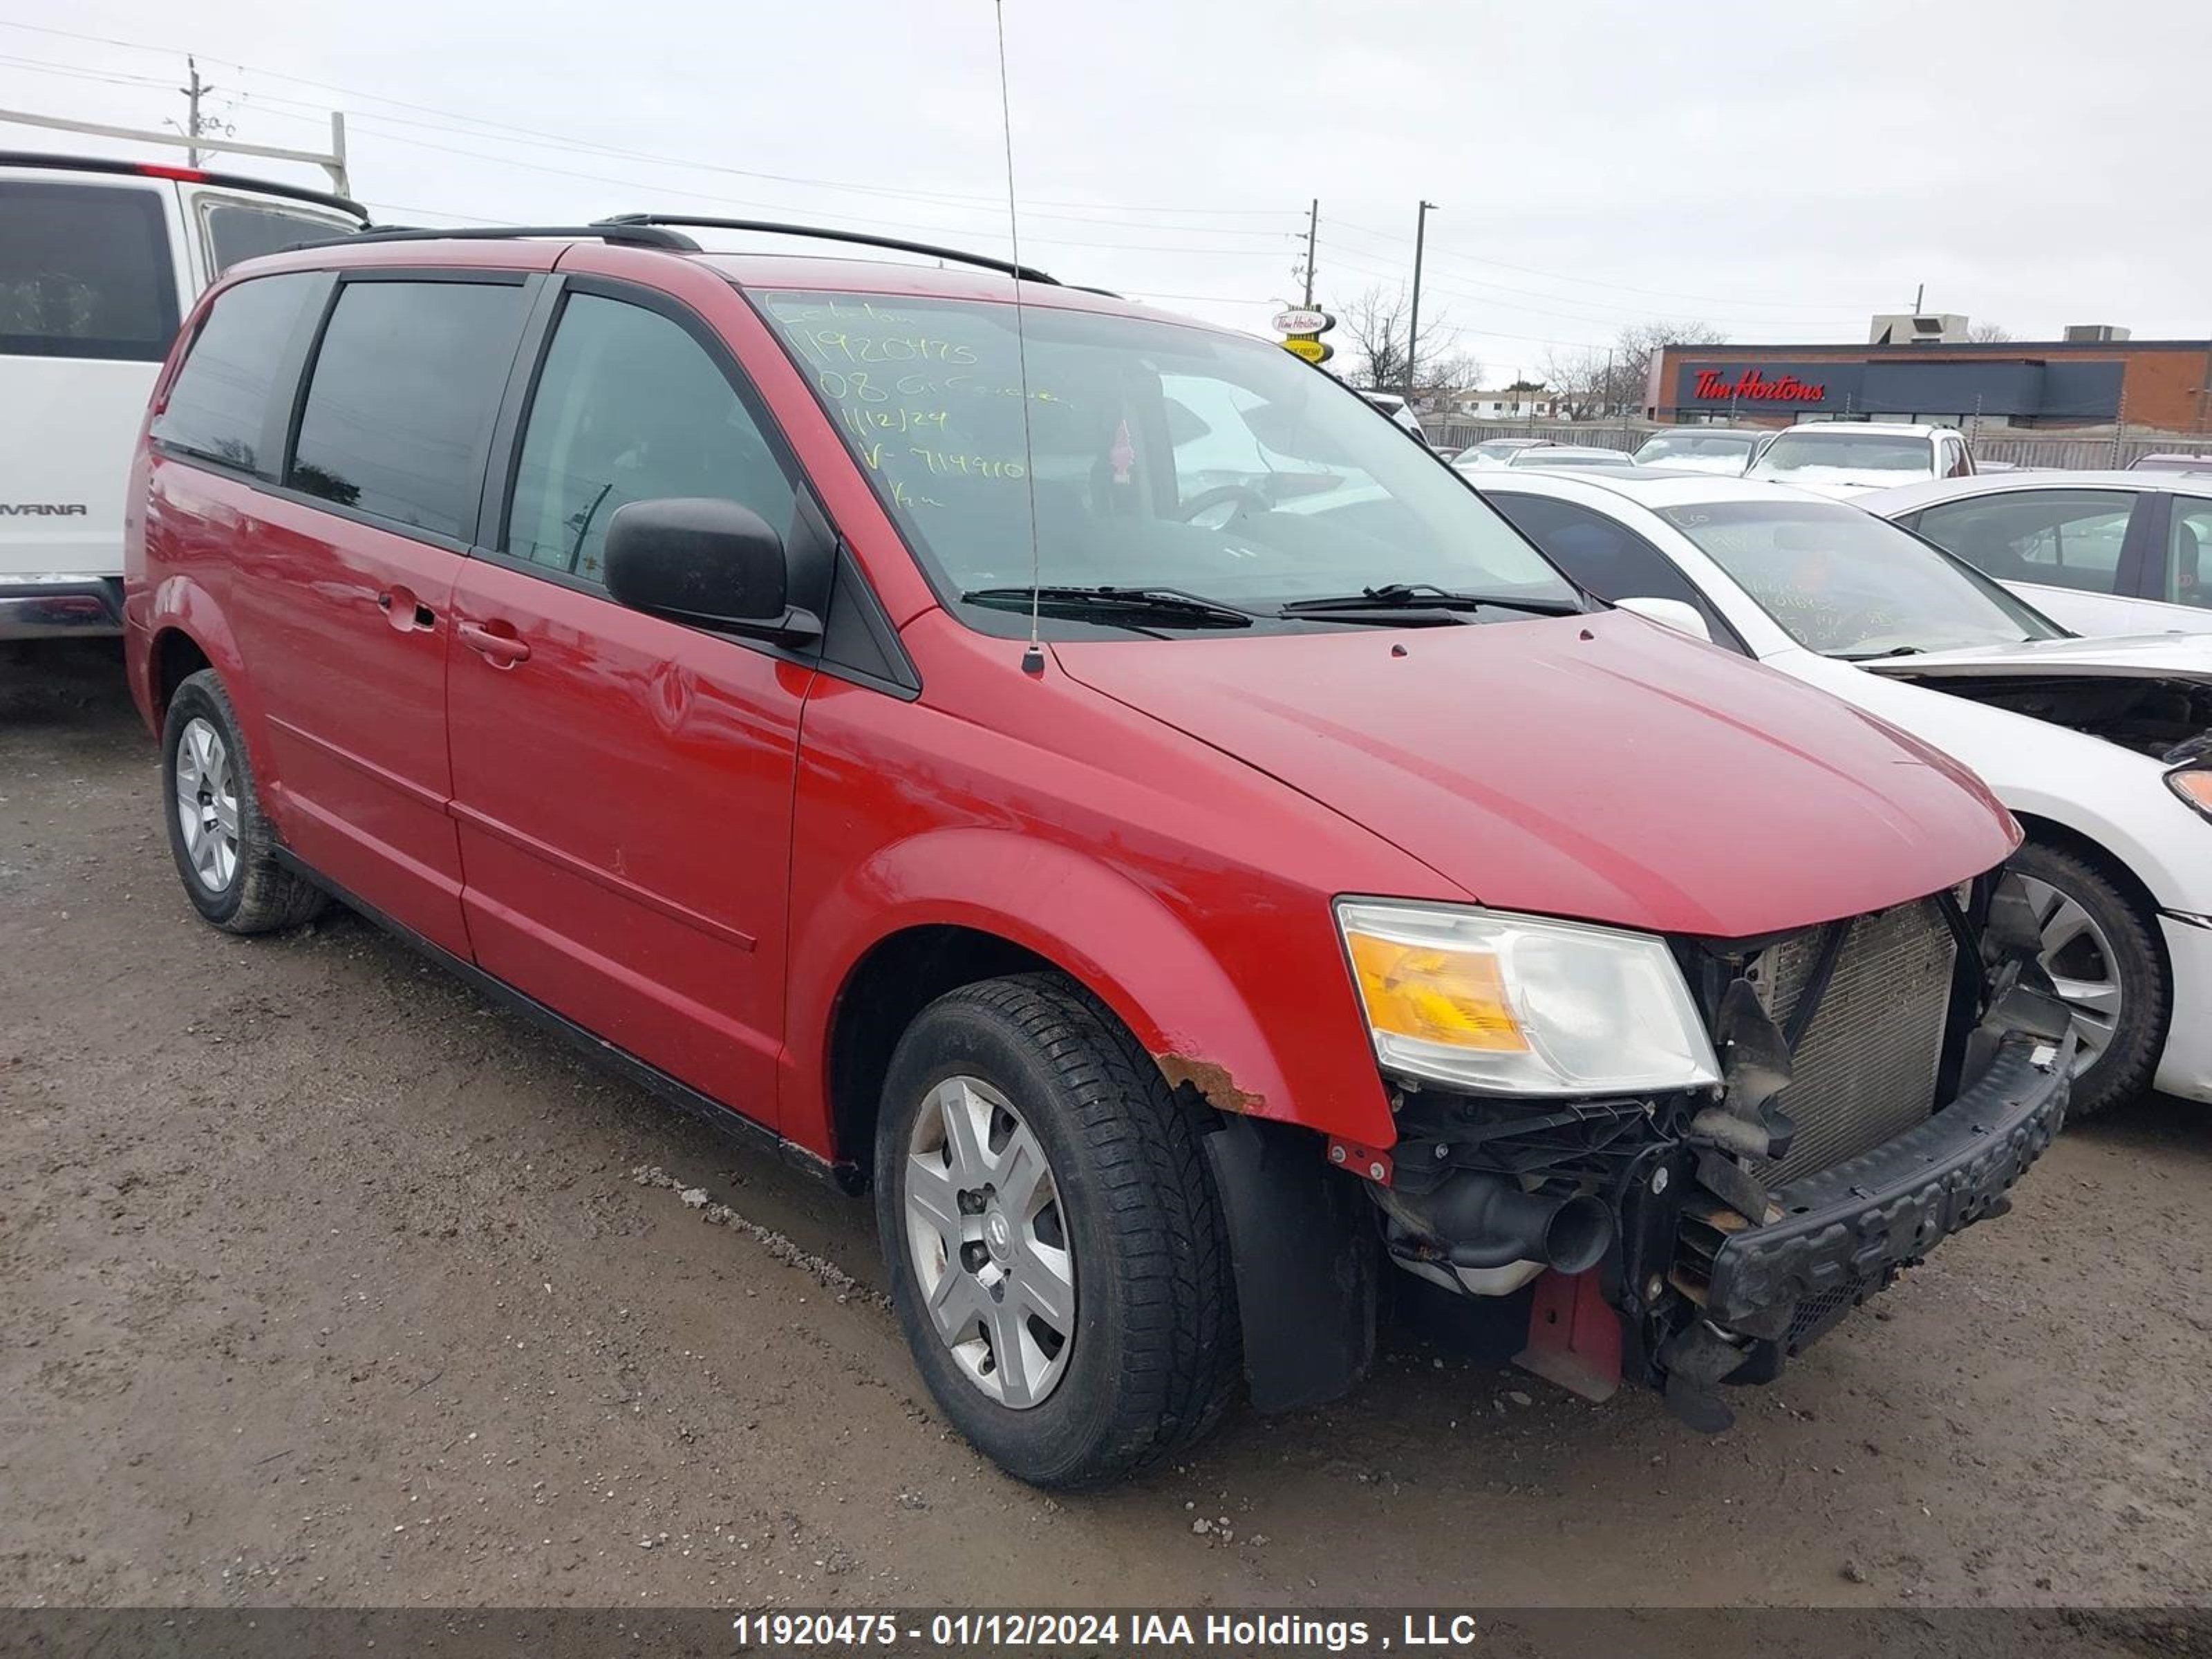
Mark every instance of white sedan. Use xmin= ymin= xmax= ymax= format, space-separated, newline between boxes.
xmin=1476 ymin=469 xmax=2212 ymax=1118
xmin=1858 ymin=471 xmax=2212 ymax=640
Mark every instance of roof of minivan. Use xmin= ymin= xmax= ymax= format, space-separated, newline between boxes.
xmin=0 ymin=149 xmax=366 ymax=220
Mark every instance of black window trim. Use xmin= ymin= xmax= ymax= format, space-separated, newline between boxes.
xmin=263 ymin=265 xmax=537 ymax=556
xmin=471 ymin=272 xmax=918 ymax=697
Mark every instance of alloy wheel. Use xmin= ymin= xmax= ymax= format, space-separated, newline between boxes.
xmin=903 ymin=1074 xmax=1076 ymax=1409
xmin=174 ymin=715 xmax=240 ymax=894
xmin=2018 ymin=874 xmax=2121 ymax=1076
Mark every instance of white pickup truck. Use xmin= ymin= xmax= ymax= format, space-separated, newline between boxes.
xmin=0 ymin=151 xmax=365 ymax=637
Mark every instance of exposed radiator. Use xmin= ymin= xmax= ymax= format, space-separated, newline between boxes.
xmin=1751 ymin=899 xmax=1956 ymax=1186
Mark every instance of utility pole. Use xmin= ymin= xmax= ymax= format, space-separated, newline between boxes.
xmin=1913 ymin=281 xmax=1924 ymax=312
xmin=1302 ymin=198 xmax=1319 ymax=308
xmin=1404 ymin=199 xmax=1436 ymax=405
xmin=180 ymin=57 xmax=210 ymax=165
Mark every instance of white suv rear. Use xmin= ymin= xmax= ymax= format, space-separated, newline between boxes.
xmin=1745 ymin=420 xmax=1973 ymax=500
xmin=0 ymin=153 xmax=364 ymax=637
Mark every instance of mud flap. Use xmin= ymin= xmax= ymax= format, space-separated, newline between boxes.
xmin=1203 ymin=1113 xmax=1377 ymax=1413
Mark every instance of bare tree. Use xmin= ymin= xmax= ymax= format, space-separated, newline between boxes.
xmin=1330 ymin=285 xmax=1457 ymax=401
xmin=1546 ymin=320 xmax=1729 ymax=418
xmin=1967 ymin=321 xmax=2014 ymax=343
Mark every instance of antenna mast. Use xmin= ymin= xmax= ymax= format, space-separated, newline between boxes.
xmin=993 ymin=0 xmax=1046 ymax=676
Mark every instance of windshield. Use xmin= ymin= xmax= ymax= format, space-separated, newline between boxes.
xmin=758 ymin=290 xmax=1575 ymax=630
xmin=1635 ymin=433 xmax=1753 ymax=465
xmin=1656 ymin=498 xmax=2065 ymax=657
xmin=1752 ymin=431 xmax=1932 ymax=478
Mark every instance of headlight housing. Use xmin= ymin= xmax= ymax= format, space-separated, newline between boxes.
xmin=1336 ymin=899 xmax=1721 ymax=1097
xmin=2168 ymin=765 xmax=2212 ymax=822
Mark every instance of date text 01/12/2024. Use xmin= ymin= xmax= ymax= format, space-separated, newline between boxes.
xmin=727 ymin=1611 xmax=1486 ymax=1650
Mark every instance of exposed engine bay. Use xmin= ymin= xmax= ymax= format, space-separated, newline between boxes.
xmin=1368 ymin=867 xmax=2074 ymax=1432
xmin=1881 ymin=671 xmax=2212 ymax=762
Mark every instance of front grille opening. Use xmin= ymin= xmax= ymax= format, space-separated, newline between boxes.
xmin=1754 ymin=898 xmax=1957 ymax=1185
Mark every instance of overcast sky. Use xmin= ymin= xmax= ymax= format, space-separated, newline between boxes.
xmin=3 ymin=1 xmax=2204 ymax=383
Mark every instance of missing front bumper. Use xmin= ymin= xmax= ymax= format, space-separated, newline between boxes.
xmin=1703 ymin=1031 xmax=2071 ymax=1332
xmin=1649 ymin=1030 xmax=2070 ymax=1429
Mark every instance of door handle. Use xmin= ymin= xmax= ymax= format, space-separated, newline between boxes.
xmin=457 ymin=619 xmax=531 ymax=666
xmin=377 ymin=588 xmax=437 ymax=632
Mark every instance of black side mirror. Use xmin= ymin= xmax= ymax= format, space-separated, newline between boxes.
xmin=602 ymin=498 xmax=821 ymax=644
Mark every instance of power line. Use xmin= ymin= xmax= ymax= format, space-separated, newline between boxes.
xmin=1327 ymin=215 xmax=1871 ymax=313
xmin=0 ymin=20 xmax=1299 ymax=221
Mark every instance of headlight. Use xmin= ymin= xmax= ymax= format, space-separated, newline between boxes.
xmin=1336 ymin=899 xmax=1721 ymax=1096
xmin=2168 ymin=765 xmax=2212 ymax=821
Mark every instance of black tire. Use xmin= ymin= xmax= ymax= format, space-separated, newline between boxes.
xmin=2014 ymin=838 xmax=2167 ymax=1118
xmin=874 ymin=973 xmax=1239 ymax=1487
xmin=161 ymin=668 xmax=326 ymax=935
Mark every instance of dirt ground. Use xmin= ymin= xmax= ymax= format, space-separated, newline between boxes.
xmin=3 ymin=639 xmax=2209 ymax=1614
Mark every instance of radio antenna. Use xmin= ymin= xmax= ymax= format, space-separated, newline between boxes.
xmin=993 ymin=0 xmax=1046 ymax=675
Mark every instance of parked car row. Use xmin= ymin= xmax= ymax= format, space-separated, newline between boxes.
xmin=12 ymin=149 xmax=2200 ymax=1488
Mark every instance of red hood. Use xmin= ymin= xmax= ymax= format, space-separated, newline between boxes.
xmin=1055 ymin=611 xmax=2016 ymax=938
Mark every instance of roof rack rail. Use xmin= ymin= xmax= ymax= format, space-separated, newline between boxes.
xmin=595 ymin=214 xmax=1058 ymax=285
xmin=307 ymin=222 xmax=702 ymax=252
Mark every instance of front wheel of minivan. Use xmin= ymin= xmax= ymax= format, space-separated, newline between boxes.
xmin=162 ymin=669 xmax=327 ymax=935
xmin=874 ymin=974 xmax=1239 ymax=1487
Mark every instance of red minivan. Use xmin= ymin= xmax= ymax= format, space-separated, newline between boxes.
xmin=124 ymin=218 xmax=2073 ymax=1485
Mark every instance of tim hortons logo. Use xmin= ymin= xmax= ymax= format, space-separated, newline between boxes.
xmin=1693 ymin=368 xmax=1826 ymax=402
xmin=0 ymin=503 xmax=88 ymax=516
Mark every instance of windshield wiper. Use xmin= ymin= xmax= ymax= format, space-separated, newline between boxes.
xmin=1279 ymin=582 xmax=1585 ymax=618
xmin=1833 ymin=644 xmax=1927 ymax=661
xmin=960 ymin=585 xmax=1255 ymax=629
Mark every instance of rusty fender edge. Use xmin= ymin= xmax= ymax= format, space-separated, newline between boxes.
xmin=1202 ymin=1112 xmax=1378 ymax=1413
xmin=1156 ymin=1053 xmax=1268 ymax=1116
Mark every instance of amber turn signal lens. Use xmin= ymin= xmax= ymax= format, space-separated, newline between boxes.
xmin=1345 ymin=931 xmax=1530 ymax=1053
xmin=2170 ymin=767 xmax=2212 ymax=818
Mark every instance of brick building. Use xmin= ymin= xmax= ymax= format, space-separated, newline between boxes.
xmin=1647 ymin=335 xmax=2212 ymax=431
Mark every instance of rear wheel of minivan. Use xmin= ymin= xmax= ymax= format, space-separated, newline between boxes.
xmin=874 ymin=974 xmax=1239 ymax=1487
xmin=2014 ymin=839 xmax=2167 ymax=1118
xmin=162 ymin=669 xmax=326 ymax=934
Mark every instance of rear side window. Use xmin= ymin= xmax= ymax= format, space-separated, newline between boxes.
xmin=200 ymin=200 xmax=355 ymax=273
xmin=292 ymin=280 xmax=525 ymax=539
xmin=152 ymin=272 xmax=321 ymax=477
xmin=1914 ymin=489 xmax=2134 ymax=594
xmin=0 ymin=180 xmax=178 ymax=360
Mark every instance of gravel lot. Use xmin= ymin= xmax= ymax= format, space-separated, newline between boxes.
xmin=4 ymin=639 xmax=2210 ymax=1613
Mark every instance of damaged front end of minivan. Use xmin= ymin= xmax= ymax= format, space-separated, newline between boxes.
xmin=1363 ymin=867 xmax=2075 ymax=1432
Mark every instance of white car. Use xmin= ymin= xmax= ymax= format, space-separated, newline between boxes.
xmin=1359 ymin=391 xmax=1438 ymax=446
xmin=1497 ymin=444 xmax=1635 ymax=471
xmin=1477 ymin=469 xmax=2212 ymax=1118
xmin=1746 ymin=421 xmax=1972 ymax=500
xmin=1631 ymin=428 xmax=1763 ymax=476
xmin=0 ymin=151 xmax=366 ymax=638
xmin=1859 ymin=471 xmax=2212 ymax=639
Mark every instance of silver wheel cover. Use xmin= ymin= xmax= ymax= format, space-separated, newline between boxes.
xmin=903 ymin=1075 xmax=1076 ymax=1409
xmin=174 ymin=716 xmax=241 ymax=894
xmin=2018 ymin=874 xmax=2122 ymax=1076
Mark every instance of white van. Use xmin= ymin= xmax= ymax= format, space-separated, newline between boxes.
xmin=0 ymin=152 xmax=366 ymax=637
